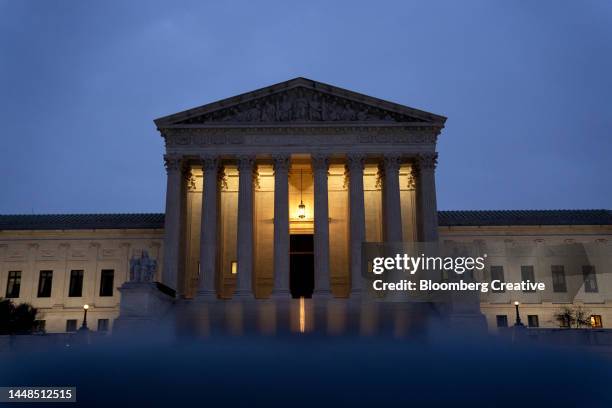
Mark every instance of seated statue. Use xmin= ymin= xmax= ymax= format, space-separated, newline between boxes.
xmin=129 ymin=251 xmax=158 ymax=283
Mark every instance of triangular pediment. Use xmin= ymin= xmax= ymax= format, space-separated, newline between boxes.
xmin=155 ymin=77 xmax=446 ymax=127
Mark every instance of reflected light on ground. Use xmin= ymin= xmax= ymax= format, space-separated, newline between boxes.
xmin=299 ymin=297 xmax=305 ymax=333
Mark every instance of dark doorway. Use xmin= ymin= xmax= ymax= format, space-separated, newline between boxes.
xmin=290 ymin=234 xmax=314 ymax=298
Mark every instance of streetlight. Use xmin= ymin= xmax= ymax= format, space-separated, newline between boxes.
xmin=513 ymin=301 xmax=524 ymax=327
xmin=79 ymin=304 xmax=89 ymax=332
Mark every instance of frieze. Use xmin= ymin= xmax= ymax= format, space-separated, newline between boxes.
xmin=162 ymin=126 xmax=438 ymax=148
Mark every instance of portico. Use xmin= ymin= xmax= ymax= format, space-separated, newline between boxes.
xmin=154 ymin=78 xmax=446 ymax=300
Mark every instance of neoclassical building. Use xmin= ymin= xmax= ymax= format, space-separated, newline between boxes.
xmin=155 ymin=77 xmax=443 ymax=302
xmin=1 ymin=78 xmax=611 ymax=333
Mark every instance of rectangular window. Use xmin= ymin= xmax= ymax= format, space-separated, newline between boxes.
xmin=68 ymin=270 xmax=84 ymax=297
xmin=97 ymin=319 xmax=110 ymax=332
xmin=528 ymin=315 xmax=539 ymax=328
xmin=99 ymin=269 xmax=114 ymax=297
xmin=560 ymin=315 xmax=571 ymax=328
xmin=37 ymin=270 xmax=53 ymax=298
xmin=490 ymin=266 xmax=505 ymax=293
xmin=496 ymin=315 xmax=508 ymax=327
xmin=33 ymin=320 xmax=46 ymax=333
xmin=66 ymin=319 xmax=77 ymax=332
xmin=521 ymin=265 xmax=536 ymax=292
xmin=5 ymin=271 xmax=21 ymax=298
xmin=551 ymin=265 xmax=567 ymax=293
xmin=583 ymin=265 xmax=598 ymax=293
xmin=590 ymin=315 xmax=603 ymax=328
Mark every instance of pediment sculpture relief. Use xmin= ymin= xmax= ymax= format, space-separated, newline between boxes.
xmin=177 ymin=87 xmax=425 ymax=124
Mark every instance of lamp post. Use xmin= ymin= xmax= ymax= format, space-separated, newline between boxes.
xmin=513 ymin=301 xmax=524 ymax=327
xmin=79 ymin=304 xmax=89 ymax=332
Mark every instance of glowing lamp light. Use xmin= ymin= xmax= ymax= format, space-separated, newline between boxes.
xmin=297 ymin=169 xmax=306 ymax=219
xmin=80 ymin=304 xmax=90 ymax=332
xmin=514 ymin=301 xmax=520 ymax=306
xmin=299 ymin=297 xmax=305 ymax=333
xmin=231 ymin=261 xmax=238 ymax=275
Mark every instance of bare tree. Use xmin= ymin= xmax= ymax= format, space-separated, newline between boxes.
xmin=553 ymin=305 xmax=591 ymax=328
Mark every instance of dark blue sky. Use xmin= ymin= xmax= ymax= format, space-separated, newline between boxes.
xmin=1 ymin=1 xmax=610 ymax=214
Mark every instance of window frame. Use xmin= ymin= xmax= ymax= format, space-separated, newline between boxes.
xmin=37 ymin=270 xmax=53 ymax=298
xmin=99 ymin=269 xmax=115 ymax=297
xmin=551 ymin=265 xmax=567 ymax=293
xmin=582 ymin=265 xmax=598 ymax=293
xmin=97 ymin=319 xmax=110 ymax=332
xmin=490 ymin=265 xmax=505 ymax=293
xmin=521 ymin=265 xmax=536 ymax=293
xmin=590 ymin=315 xmax=603 ymax=328
xmin=65 ymin=319 xmax=77 ymax=332
xmin=496 ymin=315 xmax=508 ymax=328
xmin=6 ymin=270 xmax=21 ymax=298
xmin=68 ymin=270 xmax=84 ymax=298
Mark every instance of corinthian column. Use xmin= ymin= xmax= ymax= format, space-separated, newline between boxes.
xmin=414 ymin=153 xmax=439 ymax=242
xmin=272 ymin=155 xmax=291 ymax=298
xmin=382 ymin=154 xmax=403 ymax=242
xmin=312 ymin=154 xmax=331 ymax=298
xmin=234 ymin=155 xmax=255 ymax=299
xmin=347 ymin=154 xmax=366 ymax=297
xmin=198 ymin=155 xmax=219 ymax=298
xmin=162 ymin=154 xmax=184 ymax=292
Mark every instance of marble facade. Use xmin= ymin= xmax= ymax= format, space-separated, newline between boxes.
xmin=1 ymin=78 xmax=610 ymax=334
xmin=154 ymin=77 xmax=445 ymax=300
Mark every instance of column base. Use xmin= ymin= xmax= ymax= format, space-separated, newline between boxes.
xmin=195 ymin=290 xmax=218 ymax=301
xmin=232 ymin=290 xmax=256 ymax=301
xmin=271 ymin=289 xmax=291 ymax=300
xmin=349 ymin=288 xmax=363 ymax=300
xmin=312 ymin=289 xmax=332 ymax=300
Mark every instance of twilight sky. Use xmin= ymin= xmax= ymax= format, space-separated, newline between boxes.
xmin=1 ymin=0 xmax=611 ymax=214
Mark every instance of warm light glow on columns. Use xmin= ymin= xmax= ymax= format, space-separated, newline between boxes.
xmin=234 ymin=155 xmax=255 ymax=300
xmin=198 ymin=155 xmax=220 ymax=298
xmin=413 ymin=153 xmax=439 ymax=242
xmin=272 ymin=154 xmax=291 ymax=298
xmin=382 ymin=154 xmax=403 ymax=242
xmin=162 ymin=154 xmax=184 ymax=291
xmin=347 ymin=153 xmax=366 ymax=297
xmin=312 ymin=154 xmax=331 ymax=298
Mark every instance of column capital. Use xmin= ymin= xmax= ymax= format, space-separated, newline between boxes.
xmin=200 ymin=155 xmax=219 ymax=171
xmin=346 ymin=153 xmax=365 ymax=171
xmin=311 ymin=154 xmax=329 ymax=172
xmin=163 ymin=154 xmax=184 ymax=173
xmin=237 ymin=155 xmax=255 ymax=171
xmin=272 ymin=154 xmax=290 ymax=171
xmin=416 ymin=152 xmax=438 ymax=171
xmin=383 ymin=154 xmax=402 ymax=172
